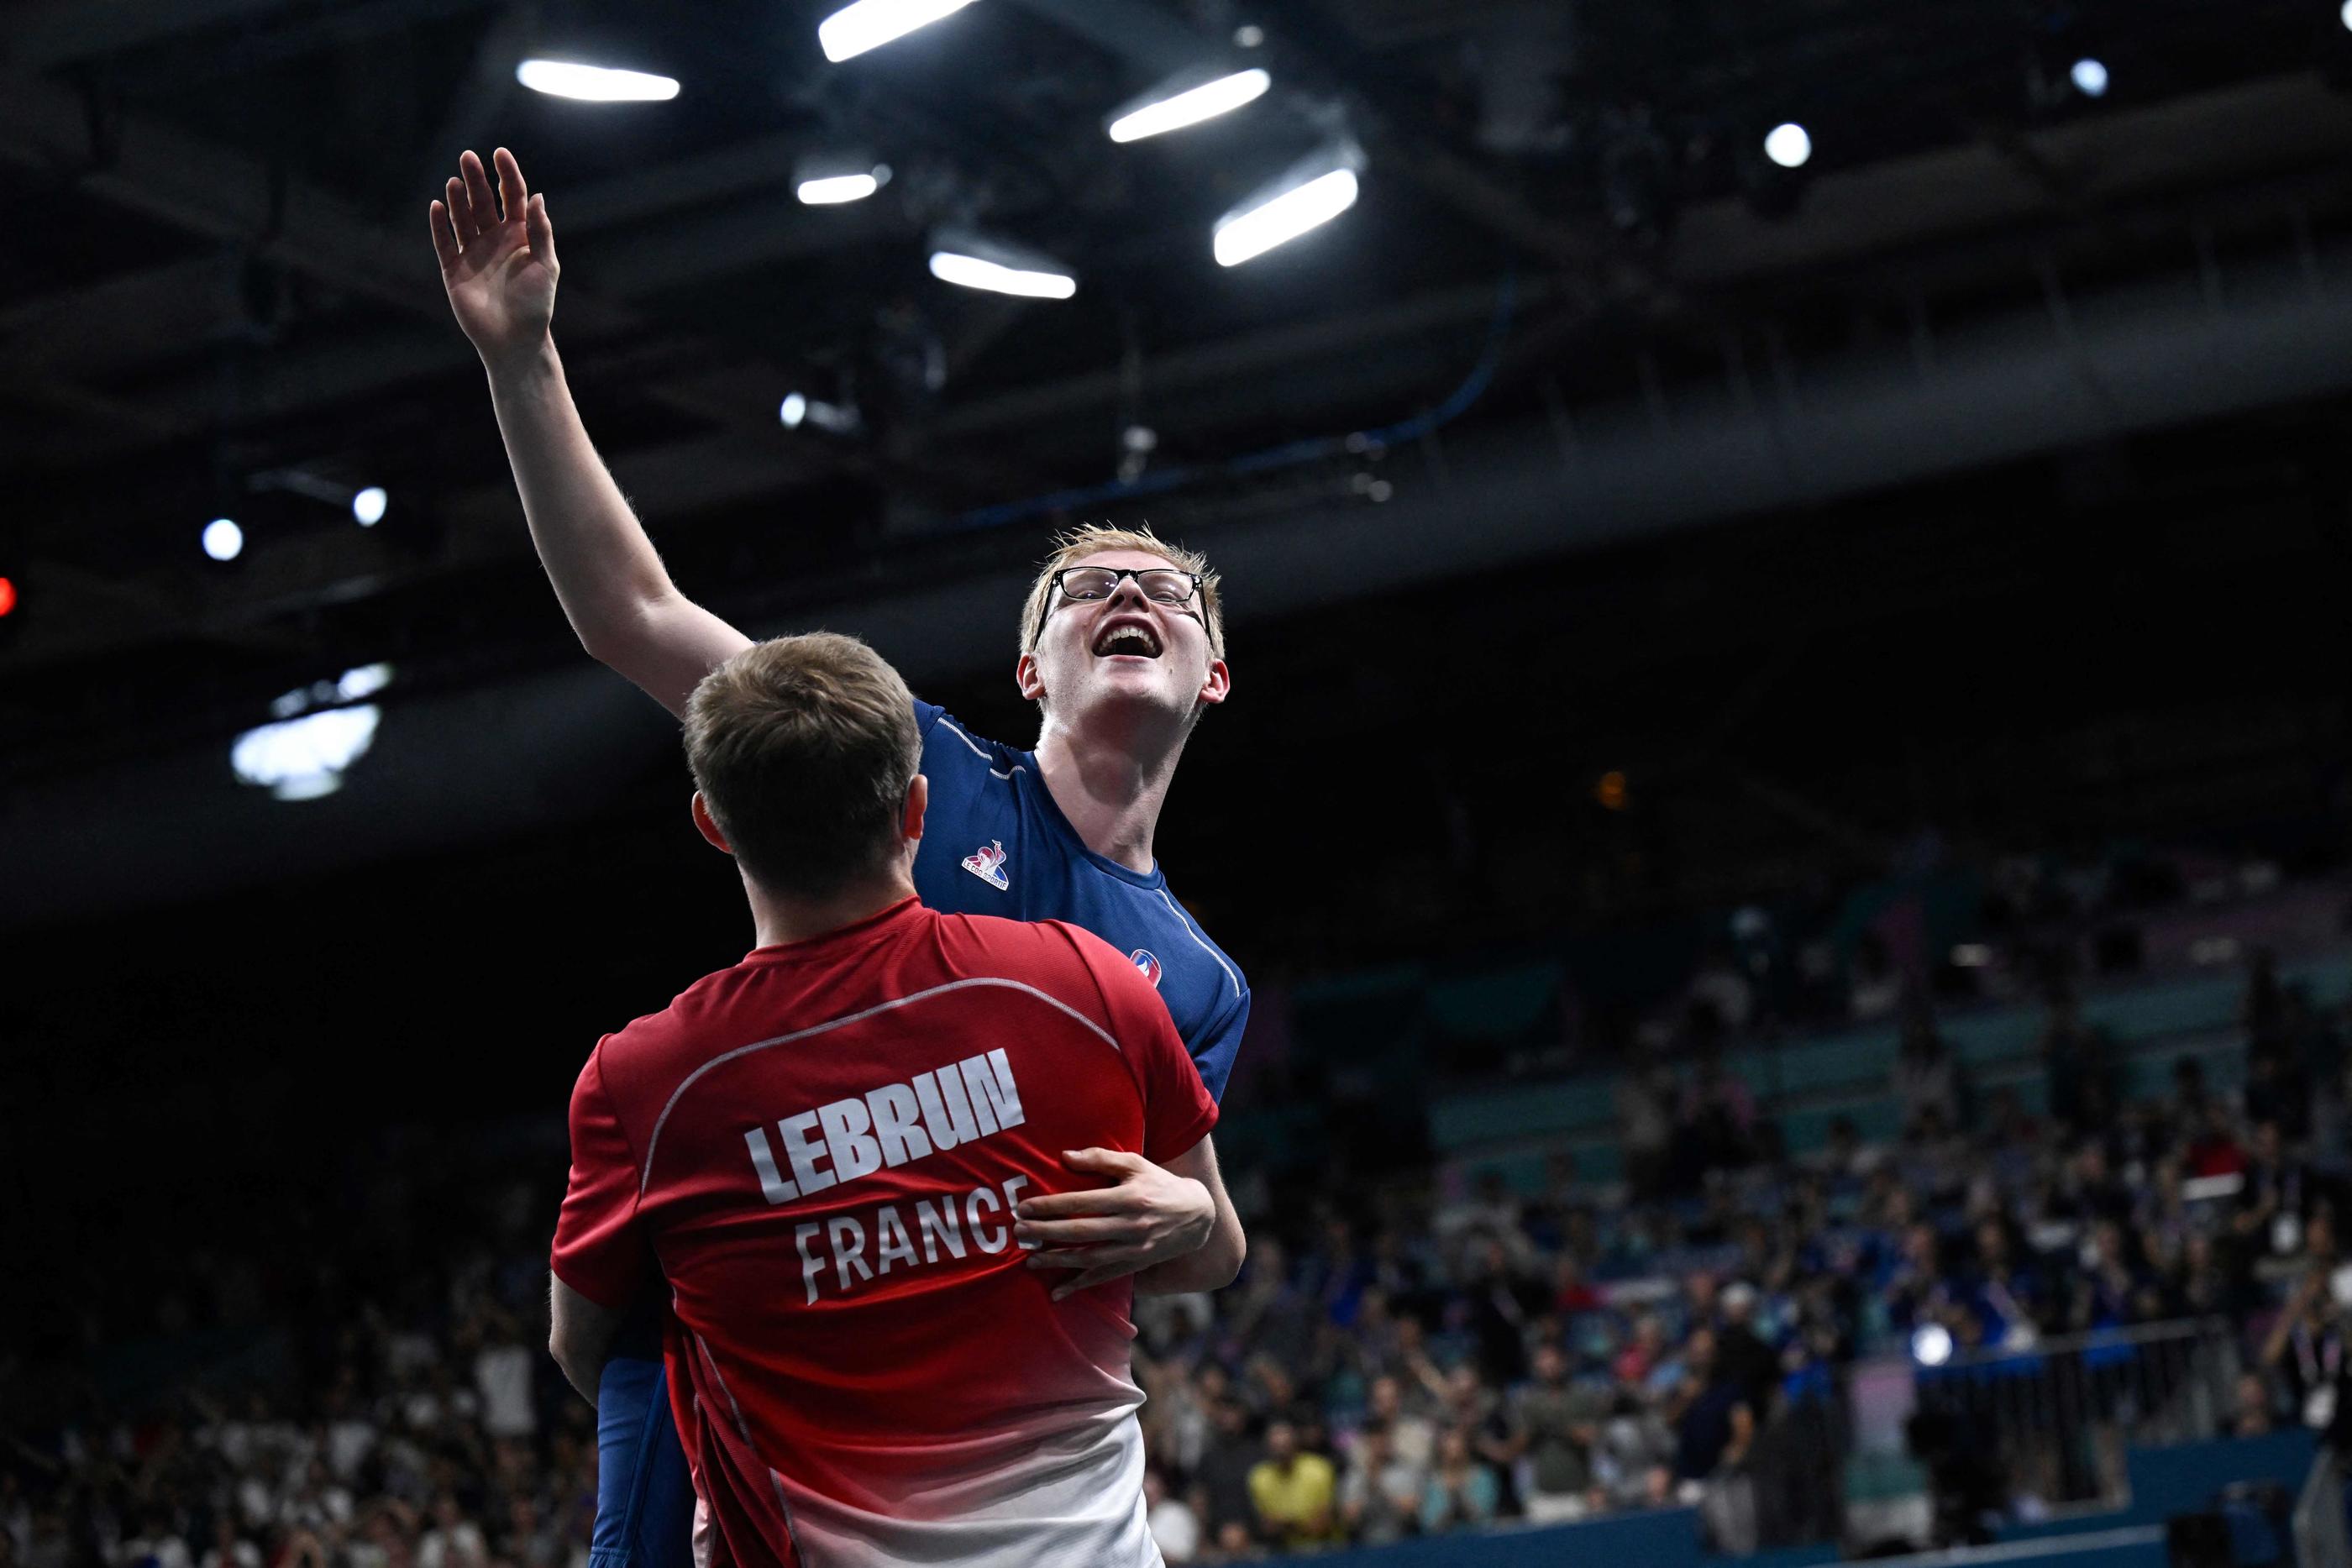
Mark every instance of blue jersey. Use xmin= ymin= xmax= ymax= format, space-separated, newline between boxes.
xmin=911 ymin=699 xmax=1248 ymax=1101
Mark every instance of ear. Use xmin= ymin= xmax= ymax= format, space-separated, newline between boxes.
xmin=1015 ymin=651 xmax=1047 ymax=704
xmin=690 ymin=791 xmax=732 ymax=855
xmin=1195 ymin=657 xmax=1231 ymax=709
xmin=902 ymin=774 xmax=929 ymax=844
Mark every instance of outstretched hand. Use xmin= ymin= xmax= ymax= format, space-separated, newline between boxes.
xmin=429 ymin=147 xmax=558 ymax=370
xmin=1014 ymin=1147 xmax=1215 ymax=1302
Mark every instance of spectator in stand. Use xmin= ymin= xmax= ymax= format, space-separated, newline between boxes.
xmin=2040 ymin=983 xmax=2116 ymax=1137
xmin=1144 ymin=1467 xmax=1201 ymax=1564
xmin=196 ymin=1520 xmax=260 ymax=1568
xmin=1337 ymin=1422 xmax=1423 ymax=1547
xmin=2231 ymin=1372 xmax=2278 ymax=1438
xmin=1418 ymin=1429 xmax=1499 ymax=1535
xmin=1516 ymin=1344 xmax=1609 ymax=1523
xmin=1247 ymin=1419 xmax=1340 ymax=1551
xmin=1194 ymin=1395 xmax=1262 ymax=1548
xmin=1364 ymin=1373 xmax=1438 ymax=1472
xmin=1891 ymin=989 xmax=1964 ymax=1137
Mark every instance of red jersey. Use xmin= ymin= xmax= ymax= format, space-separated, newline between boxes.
xmin=551 ymin=897 xmax=1216 ymax=1568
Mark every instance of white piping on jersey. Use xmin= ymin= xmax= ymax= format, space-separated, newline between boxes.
xmin=1155 ymin=888 xmax=1242 ymax=1000
xmin=934 ymin=716 xmax=1025 ymax=780
xmin=639 ymin=976 xmax=1121 ymax=1197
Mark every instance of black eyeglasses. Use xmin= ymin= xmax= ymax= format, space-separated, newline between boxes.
xmin=1030 ymin=566 xmax=1202 ymax=648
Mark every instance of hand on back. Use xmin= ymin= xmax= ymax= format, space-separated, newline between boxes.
xmin=429 ymin=147 xmax=558 ymax=370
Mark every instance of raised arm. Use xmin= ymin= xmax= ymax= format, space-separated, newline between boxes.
xmin=430 ymin=147 xmax=750 ymax=717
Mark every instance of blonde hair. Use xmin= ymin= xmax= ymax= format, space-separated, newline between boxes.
xmin=684 ymin=633 xmax=921 ymax=899
xmin=1016 ymin=523 xmax=1226 ymax=663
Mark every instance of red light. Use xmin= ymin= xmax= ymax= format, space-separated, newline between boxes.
xmin=0 ymin=577 xmax=15 ymax=618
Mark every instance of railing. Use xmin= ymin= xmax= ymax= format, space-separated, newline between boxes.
xmin=1913 ymin=1319 xmax=2240 ymax=1509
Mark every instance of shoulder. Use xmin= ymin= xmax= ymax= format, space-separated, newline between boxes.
xmin=916 ymin=701 xmax=1027 ymax=776
xmin=934 ymin=914 xmax=1134 ymax=1004
xmin=1148 ymin=882 xmax=1250 ymax=1002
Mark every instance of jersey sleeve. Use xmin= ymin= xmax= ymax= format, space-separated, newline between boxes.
xmin=913 ymin=699 xmax=1007 ymax=801
xmin=1065 ymin=926 xmax=1219 ymax=1162
xmin=1189 ymin=986 xmax=1251 ymax=1104
xmin=550 ymin=1044 xmax=652 ymax=1311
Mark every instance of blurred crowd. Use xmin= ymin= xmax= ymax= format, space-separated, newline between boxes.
xmin=7 ymin=951 xmax=2352 ymax=1568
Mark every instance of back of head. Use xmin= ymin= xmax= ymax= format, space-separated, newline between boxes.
xmin=684 ymin=633 xmax=920 ymax=900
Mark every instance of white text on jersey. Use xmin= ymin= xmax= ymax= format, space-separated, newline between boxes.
xmin=740 ymin=1049 xmax=1026 ymax=1204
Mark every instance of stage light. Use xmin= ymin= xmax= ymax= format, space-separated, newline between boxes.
xmin=2071 ymin=58 xmax=2109 ymax=97
xmin=780 ymin=393 xmax=810 ymax=427
xmin=927 ymin=231 xmax=1078 ymax=299
xmin=351 ymin=486 xmax=388 ymax=526
xmin=1213 ymin=150 xmax=1361 ymax=267
xmin=1107 ymin=68 xmax=1273 ymax=143
xmin=1764 ymin=123 xmax=1811 ymax=169
xmin=0 ymin=577 xmax=14 ymax=619
xmin=1911 ymin=1324 xmax=1954 ymax=1367
xmin=203 ymin=518 xmax=244 ymax=562
xmin=819 ymin=0 xmax=979 ymax=63
xmin=2341 ymin=0 xmax=2351 ymax=31
xmin=515 ymin=60 xmax=680 ymax=102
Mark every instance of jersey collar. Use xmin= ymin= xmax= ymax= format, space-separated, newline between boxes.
xmin=740 ymin=894 xmax=925 ymax=964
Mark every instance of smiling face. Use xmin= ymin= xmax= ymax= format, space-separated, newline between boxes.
xmin=1019 ymin=547 xmax=1229 ymax=733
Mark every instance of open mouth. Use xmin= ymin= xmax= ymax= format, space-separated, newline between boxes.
xmin=1090 ymin=621 xmax=1163 ymax=659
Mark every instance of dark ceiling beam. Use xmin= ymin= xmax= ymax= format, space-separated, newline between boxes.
xmin=1 ymin=0 xmax=310 ymax=71
xmin=407 ymin=0 xmax=535 ymax=208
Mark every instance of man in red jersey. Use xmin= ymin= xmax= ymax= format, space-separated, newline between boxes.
xmin=549 ymin=632 xmax=1246 ymax=1568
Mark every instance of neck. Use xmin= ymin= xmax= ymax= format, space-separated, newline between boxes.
xmin=744 ymin=867 xmax=916 ymax=950
xmin=1032 ymin=705 xmax=1189 ymax=874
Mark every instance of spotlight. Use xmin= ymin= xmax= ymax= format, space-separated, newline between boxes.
xmin=352 ymin=486 xmax=388 ymax=527
xmin=2342 ymin=0 xmax=2351 ymax=30
xmin=202 ymin=518 xmax=244 ymax=562
xmin=514 ymin=60 xmax=680 ymax=102
xmin=927 ymin=230 xmax=1077 ymax=299
xmin=780 ymin=393 xmax=809 ymax=428
xmin=1911 ymin=1324 xmax=1955 ymax=1367
xmin=1234 ymin=24 xmax=1265 ymax=48
xmin=0 ymin=576 xmax=15 ymax=618
xmin=819 ymin=0 xmax=979 ymax=64
xmin=1106 ymin=67 xmax=1273 ymax=143
xmin=1214 ymin=144 xmax=1364 ymax=267
xmin=1763 ymin=123 xmax=1812 ymax=169
xmin=2070 ymin=58 xmax=2109 ymax=97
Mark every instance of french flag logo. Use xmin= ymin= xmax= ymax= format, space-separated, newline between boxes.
xmin=1130 ymin=949 xmax=1163 ymax=988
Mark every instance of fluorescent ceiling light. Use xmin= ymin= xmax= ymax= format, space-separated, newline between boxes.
xmin=797 ymin=172 xmax=880 ymax=204
xmin=1108 ymin=68 xmax=1272 ymax=143
xmin=929 ymin=252 xmax=1076 ymax=299
xmin=515 ymin=59 xmax=680 ymax=102
xmin=819 ymin=0 xmax=979 ymax=63
xmin=1213 ymin=165 xmax=1359 ymax=267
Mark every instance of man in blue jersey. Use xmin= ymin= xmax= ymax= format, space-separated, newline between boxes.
xmin=429 ymin=148 xmax=1250 ymax=1564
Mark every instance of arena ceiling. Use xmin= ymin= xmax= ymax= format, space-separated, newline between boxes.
xmin=5 ymin=0 xmax=2352 ymax=789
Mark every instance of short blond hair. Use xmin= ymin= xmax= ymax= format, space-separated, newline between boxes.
xmin=684 ymin=633 xmax=920 ymax=899
xmin=1016 ymin=523 xmax=1226 ymax=663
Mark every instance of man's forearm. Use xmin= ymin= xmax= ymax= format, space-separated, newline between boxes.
xmin=486 ymin=338 xmax=676 ymax=649
xmin=484 ymin=338 xmax=753 ymax=715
